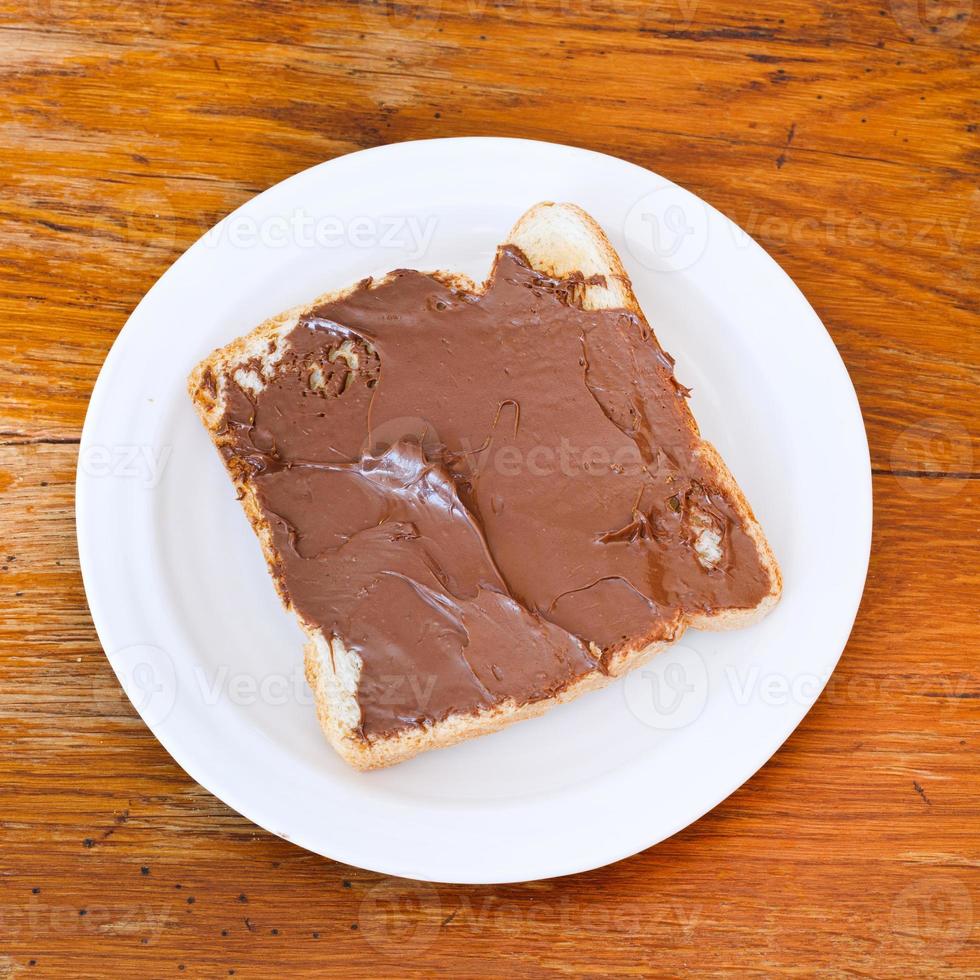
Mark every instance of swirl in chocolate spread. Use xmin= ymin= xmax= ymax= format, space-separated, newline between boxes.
xmin=217 ymin=246 xmax=772 ymax=738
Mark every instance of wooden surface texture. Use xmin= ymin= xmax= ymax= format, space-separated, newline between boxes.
xmin=0 ymin=0 xmax=977 ymax=975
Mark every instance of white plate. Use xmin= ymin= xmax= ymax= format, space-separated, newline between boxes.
xmin=77 ymin=138 xmax=871 ymax=884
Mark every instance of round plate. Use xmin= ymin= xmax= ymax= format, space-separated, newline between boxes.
xmin=77 ymin=137 xmax=871 ymax=884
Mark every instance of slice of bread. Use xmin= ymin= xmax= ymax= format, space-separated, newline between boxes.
xmin=189 ymin=203 xmax=781 ymax=770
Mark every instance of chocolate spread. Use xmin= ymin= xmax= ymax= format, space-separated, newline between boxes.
xmin=217 ymin=246 xmax=772 ymax=738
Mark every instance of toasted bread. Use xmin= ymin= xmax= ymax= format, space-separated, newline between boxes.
xmin=189 ymin=203 xmax=781 ymax=769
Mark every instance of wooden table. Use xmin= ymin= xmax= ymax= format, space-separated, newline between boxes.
xmin=2 ymin=0 xmax=977 ymax=975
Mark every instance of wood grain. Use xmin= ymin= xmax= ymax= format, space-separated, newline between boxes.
xmin=1 ymin=0 xmax=977 ymax=975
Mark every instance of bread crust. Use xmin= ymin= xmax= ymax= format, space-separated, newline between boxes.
xmin=189 ymin=203 xmax=782 ymax=770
